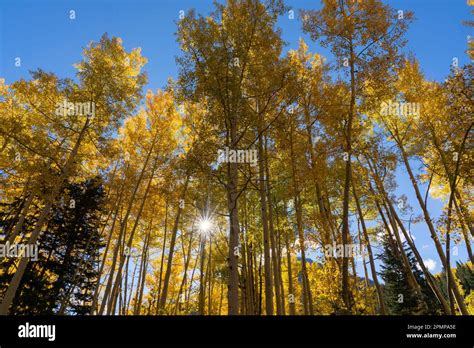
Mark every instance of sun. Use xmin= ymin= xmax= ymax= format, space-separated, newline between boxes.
xmin=198 ymin=218 xmax=213 ymax=234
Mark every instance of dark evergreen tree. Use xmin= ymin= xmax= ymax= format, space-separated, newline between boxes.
xmin=0 ymin=177 xmax=105 ymax=314
xmin=406 ymin=245 xmax=443 ymax=315
xmin=378 ymin=238 xmax=442 ymax=315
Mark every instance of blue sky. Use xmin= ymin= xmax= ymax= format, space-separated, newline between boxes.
xmin=1 ymin=0 xmax=472 ymax=276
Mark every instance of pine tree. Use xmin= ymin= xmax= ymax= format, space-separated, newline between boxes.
xmin=379 ymin=239 xmax=442 ymax=315
xmin=0 ymin=177 xmax=105 ymax=314
xmin=52 ymin=177 xmax=106 ymax=315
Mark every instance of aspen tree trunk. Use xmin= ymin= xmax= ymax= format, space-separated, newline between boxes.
xmin=155 ymin=199 xmax=169 ymax=312
xmin=446 ymin=195 xmax=456 ymax=314
xmin=373 ymin=179 xmax=449 ymax=314
xmin=358 ymin=221 xmax=372 ymax=313
xmin=257 ymin=114 xmax=274 ymax=315
xmin=389 ymin=198 xmax=451 ymax=314
xmin=454 ymin=191 xmax=474 ymax=238
xmin=381 ymin=198 xmax=427 ymax=305
xmin=240 ymin=240 xmax=248 ymax=314
xmin=118 ymin=284 xmax=123 ymax=315
xmin=98 ymin=208 xmax=124 ymax=314
xmin=285 ymin=232 xmax=296 ymax=315
xmin=227 ymin=133 xmax=241 ymax=314
xmin=264 ymin=136 xmax=283 ymax=315
xmin=7 ymin=194 xmax=34 ymax=244
xmin=0 ymin=116 xmax=91 ymax=315
xmin=249 ymin=205 xmax=258 ymax=314
xmin=396 ymin=144 xmax=468 ymax=314
xmin=123 ymin=252 xmax=134 ymax=314
xmin=108 ymin=150 xmax=160 ymax=314
xmin=4 ymin=190 xmax=27 ymax=239
xmin=352 ymin=182 xmax=387 ymax=314
xmin=455 ymin=201 xmax=473 ymax=263
xmin=365 ymin=159 xmax=440 ymax=311
xmin=247 ymin=240 xmax=256 ymax=314
xmin=350 ymin=256 xmax=358 ymax=314
xmin=207 ymin=240 xmax=213 ymax=315
xmin=130 ymin=247 xmax=143 ymax=314
xmin=274 ymin=204 xmax=286 ymax=315
xmin=186 ymin=250 xmax=200 ymax=313
xmin=241 ymin=197 xmax=253 ymax=314
xmin=437 ymin=124 xmax=471 ymax=314
xmin=257 ymin=253 xmax=263 ymax=314
xmin=92 ymin=177 xmax=126 ymax=314
xmin=373 ymin=196 xmax=397 ymax=252
xmin=339 ymin=40 xmax=356 ymax=313
xmin=110 ymin=233 xmax=127 ymax=315
xmin=103 ymin=133 xmax=160 ymax=314
xmin=386 ymin=207 xmax=423 ymax=291
xmin=218 ymin=282 xmax=224 ymax=315
xmin=289 ymin=127 xmax=313 ymax=314
xmin=3 ymin=156 xmax=47 ymax=238
xmin=134 ymin=225 xmax=151 ymax=315
xmin=127 ymin=251 xmax=141 ymax=314
xmin=199 ymin=238 xmax=206 ymax=315
xmin=224 ymin=93 xmax=244 ymax=315
xmin=174 ymin=229 xmax=194 ymax=314
xmin=303 ymin=111 xmax=333 ymax=248
xmin=428 ymin=124 xmax=474 ymax=237
xmin=159 ymin=174 xmax=190 ymax=310
xmin=296 ymin=196 xmax=314 ymax=315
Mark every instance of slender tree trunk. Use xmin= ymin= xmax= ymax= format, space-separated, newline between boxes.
xmin=285 ymin=232 xmax=296 ymax=315
xmin=207 ymin=240 xmax=213 ymax=315
xmin=257 ymin=114 xmax=274 ymax=315
xmin=159 ymin=174 xmax=190 ymax=310
xmin=99 ymin=205 xmax=125 ymax=314
xmin=374 ymin=185 xmax=429 ymax=310
xmin=134 ymin=224 xmax=151 ymax=315
xmin=186 ymin=249 xmax=200 ymax=313
xmin=122 ymin=252 xmax=134 ymax=314
xmin=429 ymin=123 xmax=474 ymax=237
xmin=174 ymin=228 xmax=194 ymax=315
xmin=369 ymin=170 xmax=451 ymax=314
xmin=396 ymin=143 xmax=468 ymax=315
xmin=241 ymin=197 xmax=253 ymax=314
xmin=155 ymin=198 xmax=169 ymax=313
xmin=339 ymin=41 xmax=356 ymax=313
xmin=0 ymin=116 xmax=91 ymax=315
xmin=7 ymin=194 xmax=34 ymax=244
xmin=288 ymin=127 xmax=313 ymax=314
xmin=199 ymin=238 xmax=206 ymax=315
xmin=358 ymin=220 xmax=372 ymax=313
xmin=274 ymin=204 xmax=286 ymax=315
xmin=108 ymin=150 xmax=160 ymax=314
xmin=264 ymin=136 xmax=283 ymax=315
xmin=352 ymin=181 xmax=387 ymax=314
xmin=455 ymin=200 xmax=473 ymax=263
xmin=227 ymin=155 xmax=240 ymax=315
xmin=92 ymin=177 xmax=126 ymax=314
